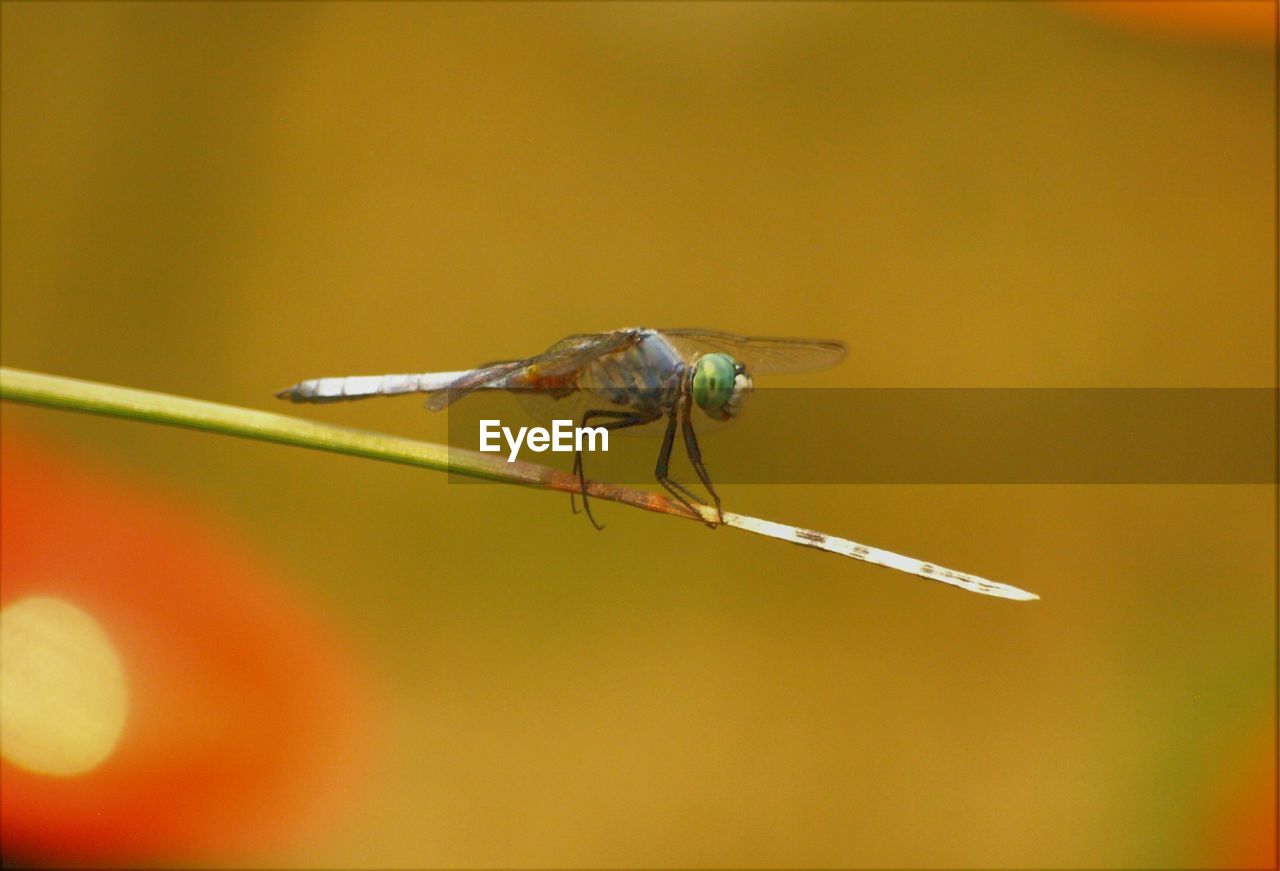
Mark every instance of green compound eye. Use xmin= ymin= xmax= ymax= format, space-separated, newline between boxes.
xmin=692 ymin=352 xmax=737 ymax=415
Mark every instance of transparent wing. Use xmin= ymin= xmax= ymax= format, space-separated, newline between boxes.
xmin=659 ymin=328 xmax=846 ymax=375
xmin=424 ymin=360 xmax=528 ymax=410
xmin=425 ymin=329 xmax=647 ymax=411
xmin=510 ymin=389 xmax=669 ymax=438
xmin=516 ymin=390 xmax=739 ymax=438
xmin=521 ymin=329 xmax=647 ymax=378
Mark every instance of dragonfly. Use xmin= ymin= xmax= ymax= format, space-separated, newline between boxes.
xmin=276 ymin=327 xmax=846 ymax=528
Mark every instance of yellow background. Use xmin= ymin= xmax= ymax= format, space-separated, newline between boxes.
xmin=2 ymin=2 xmax=1274 ymax=867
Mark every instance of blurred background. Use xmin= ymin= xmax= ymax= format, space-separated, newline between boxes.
xmin=1 ymin=1 xmax=1274 ymax=867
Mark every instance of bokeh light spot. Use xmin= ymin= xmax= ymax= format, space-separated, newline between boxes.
xmin=0 ymin=596 xmax=128 ymax=776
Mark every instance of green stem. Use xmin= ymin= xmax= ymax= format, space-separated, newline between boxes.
xmin=0 ymin=366 xmax=1037 ymax=601
xmin=0 ymin=366 xmax=687 ymax=514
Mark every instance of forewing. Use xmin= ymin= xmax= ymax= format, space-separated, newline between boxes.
xmin=660 ymin=328 xmax=846 ymax=375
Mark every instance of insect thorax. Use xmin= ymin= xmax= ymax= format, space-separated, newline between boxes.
xmin=582 ymin=331 xmax=684 ymax=412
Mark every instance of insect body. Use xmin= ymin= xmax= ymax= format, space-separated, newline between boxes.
xmin=277 ymin=327 xmax=845 ymax=527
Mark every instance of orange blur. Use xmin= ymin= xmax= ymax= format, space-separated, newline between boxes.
xmin=0 ymin=427 xmax=379 ymax=865
xmin=1063 ymin=1 xmax=1276 ymax=45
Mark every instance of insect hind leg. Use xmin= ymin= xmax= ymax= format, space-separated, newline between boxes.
xmin=572 ymin=408 xmax=658 ymax=530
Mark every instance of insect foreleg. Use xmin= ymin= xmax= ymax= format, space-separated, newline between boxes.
xmin=680 ymin=395 xmax=722 ymax=526
xmin=654 ymin=409 xmax=714 ymax=526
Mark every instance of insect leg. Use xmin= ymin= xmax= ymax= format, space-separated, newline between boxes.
xmin=574 ymin=409 xmax=657 ymax=530
xmin=571 ymin=409 xmax=635 ymax=519
xmin=680 ymin=398 xmax=722 ymax=526
xmin=654 ymin=409 xmax=713 ymax=525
